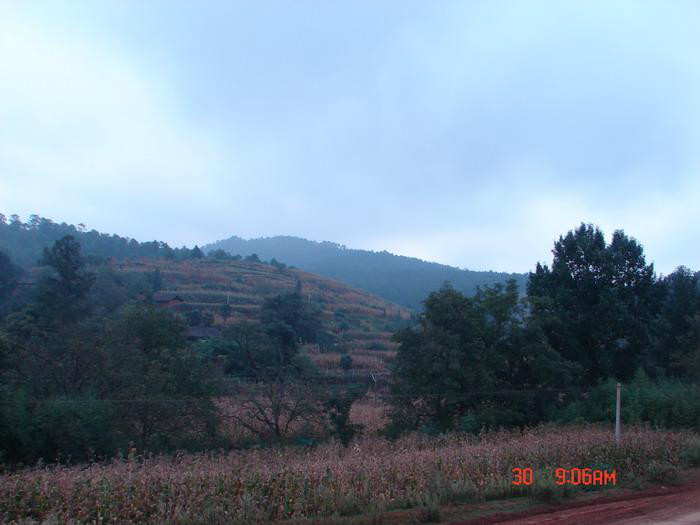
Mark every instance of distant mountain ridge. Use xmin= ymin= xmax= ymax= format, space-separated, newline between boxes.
xmin=0 ymin=214 xmax=528 ymax=310
xmin=204 ymin=235 xmax=527 ymax=309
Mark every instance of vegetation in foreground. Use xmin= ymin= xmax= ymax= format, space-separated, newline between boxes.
xmin=386 ymin=223 xmax=699 ymax=435
xmin=0 ymin=220 xmax=698 ymax=525
xmin=1 ymin=425 xmax=698 ymax=524
xmin=1 ymin=222 xmax=698 ymax=463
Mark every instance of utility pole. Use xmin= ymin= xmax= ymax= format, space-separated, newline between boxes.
xmin=615 ymin=383 xmax=621 ymax=445
xmin=370 ymin=373 xmax=378 ymax=406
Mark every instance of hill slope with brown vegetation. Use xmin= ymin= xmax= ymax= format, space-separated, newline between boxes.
xmin=117 ymin=257 xmax=413 ymax=374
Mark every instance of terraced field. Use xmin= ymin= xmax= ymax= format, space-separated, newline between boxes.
xmin=116 ymin=258 xmax=413 ymax=374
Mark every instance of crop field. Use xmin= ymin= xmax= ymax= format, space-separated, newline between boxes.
xmin=117 ymin=258 xmax=409 ymax=367
xmin=2 ymin=424 xmax=697 ymax=525
xmin=309 ymin=352 xmax=388 ymax=372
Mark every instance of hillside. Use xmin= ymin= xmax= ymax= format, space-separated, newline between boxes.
xmin=0 ymin=214 xmax=413 ymax=375
xmin=1 ymin=215 xmax=527 ymax=310
xmin=204 ymin=235 xmax=527 ymax=309
xmin=113 ymin=257 xmax=412 ymax=374
xmin=0 ymin=214 xmax=179 ymax=266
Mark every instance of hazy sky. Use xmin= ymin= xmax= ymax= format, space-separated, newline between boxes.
xmin=2 ymin=1 xmax=698 ymax=274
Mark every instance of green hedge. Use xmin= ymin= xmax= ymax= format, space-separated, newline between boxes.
xmin=557 ymin=370 xmax=699 ymax=429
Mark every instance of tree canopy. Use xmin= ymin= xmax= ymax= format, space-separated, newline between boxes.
xmin=528 ymin=224 xmax=661 ymax=384
xmin=388 ymin=223 xmax=699 ymax=435
xmin=389 ymin=281 xmax=576 ymax=432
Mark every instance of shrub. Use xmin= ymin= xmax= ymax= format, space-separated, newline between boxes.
xmin=340 ymin=354 xmax=353 ymax=372
xmin=645 ymin=461 xmax=680 ymax=484
xmin=680 ymin=439 xmax=700 ymax=467
xmin=323 ymin=388 xmax=365 ymax=446
xmin=455 ymin=413 xmax=482 ymax=434
xmin=557 ymin=371 xmax=699 ymax=429
xmin=527 ymin=468 xmax=578 ymax=503
xmin=416 ymin=500 xmax=441 ymax=523
xmin=0 ymin=390 xmax=118 ymax=465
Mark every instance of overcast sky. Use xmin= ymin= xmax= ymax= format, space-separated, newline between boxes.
xmin=1 ymin=1 xmax=698 ymax=274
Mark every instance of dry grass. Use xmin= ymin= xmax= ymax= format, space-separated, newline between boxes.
xmin=345 ymin=354 xmax=386 ymax=371
xmin=349 ymin=399 xmax=389 ymax=433
xmin=2 ymin=425 xmax=696 ymax=524
xmin=309 ymin=353 xmax=389 ymax=372
xmin=310 ymin=353 xmax=345 ymax=370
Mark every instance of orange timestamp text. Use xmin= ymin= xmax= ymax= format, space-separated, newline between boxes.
xmin=512 ymin=467 xmax=617 ymax=486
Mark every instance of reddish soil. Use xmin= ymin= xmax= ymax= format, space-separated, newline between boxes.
xmin=283 ymin=475 xmax=700 ymax=525
xmin=450 ymin=481 xmax=700 ymax=525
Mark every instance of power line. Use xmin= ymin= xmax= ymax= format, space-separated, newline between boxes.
xmin=0 ymin=387 xmax=587 ymax=404
xmin=221 ymin=371 xmax=389 ymax=379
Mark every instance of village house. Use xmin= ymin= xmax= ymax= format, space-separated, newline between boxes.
xmin=152 ymin=291 xmax=184 ymax=307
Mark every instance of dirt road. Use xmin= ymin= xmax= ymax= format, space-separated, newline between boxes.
xmin=451 ymin=481 xmax=700 ymax=525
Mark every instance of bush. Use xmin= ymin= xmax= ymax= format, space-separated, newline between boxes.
xmin=557 ymin=370 xmax=699 ymax=429
xmin=645 ymin=460 xmax=680 ymax=484
xmin=527 ymin=468 xmax=578 ymax=503
xmin=0 ymin=389 xmax=118 ymax=465
xmin=340 ymin=354 xmax=353 ymax=372
xmin=455 ymin=413 xmax=481 ymax=434
xmin=323 ymin=388 xmax=365 ymax=446
xmin=680 ymin=439 xmax=700 ymax=467
xmin=416 ymin=501 xmax=441 ymax=523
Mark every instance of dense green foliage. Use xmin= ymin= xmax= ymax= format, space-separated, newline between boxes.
xmin=261 ymin=287 xmax=322 ymax=345
xmin=204 ymin=235 xmax=527 ymax=309
xmin=0 ymin=236 xmax=221 ymax=464
xmin=557 ymin=370 xmax=699 ymax=428
xmin=388 ymin=281 xmax=577 ymax=433
xmin=0 ymin=233 xmax=342 ymax=460
xmin=1 ymin=220 xmax=697 ymax=464
xmin=195 ymin=287 xmax=322 ymax=376
xmin=651 ymin=269 xmax=700 ymax=381
xmin=0 ymin=250 xmax=21 ymax=316
xmin=0 ymin=214 xmax=198 ymax=267
xmin=528 ymin=224 xmax=657 ymax=384
xmin=323 ymin=385 xmax=366 ymax=446
xmin=389 ymin=224 xmax=699 ymax=434
xmin=528 ymin=224 xmax=699 ymax=386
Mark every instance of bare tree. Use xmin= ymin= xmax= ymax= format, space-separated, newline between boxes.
xmin=232 ymin=377 xmax=324 ymax=441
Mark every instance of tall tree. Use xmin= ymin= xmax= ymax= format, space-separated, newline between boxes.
xmin=0 ymin=250 xmax=20 ymax=308
xmin=150 ymin=267 xmax=163 ymax=292
xmin=106 ymin=305 xmax=220 ymax=451
xmin=389 ymin=281 xmax=574 ymax=432
xmin=527 ymin=224 xmax=657 ymax=384
xmin=3 ymin=237 xmax=100 ymax=398
xmin=261 ymin=290 xmax=321 ymax=363
xmin=650 ymin=267 xmax=700 ymax=379
xmin=36 ymin=235 xmax=95 ymax=324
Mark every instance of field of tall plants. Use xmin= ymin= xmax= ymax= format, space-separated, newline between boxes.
xmin=2 ymin=424 xmax=698 ymax=525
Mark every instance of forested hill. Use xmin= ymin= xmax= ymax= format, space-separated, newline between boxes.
xmin=0 ymin=215 xmax=526 ymax=310
xmin=204 ymin=235 xmax=527 ymax=309
xmin=0 ymin=214 xmax=185 ymax=267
